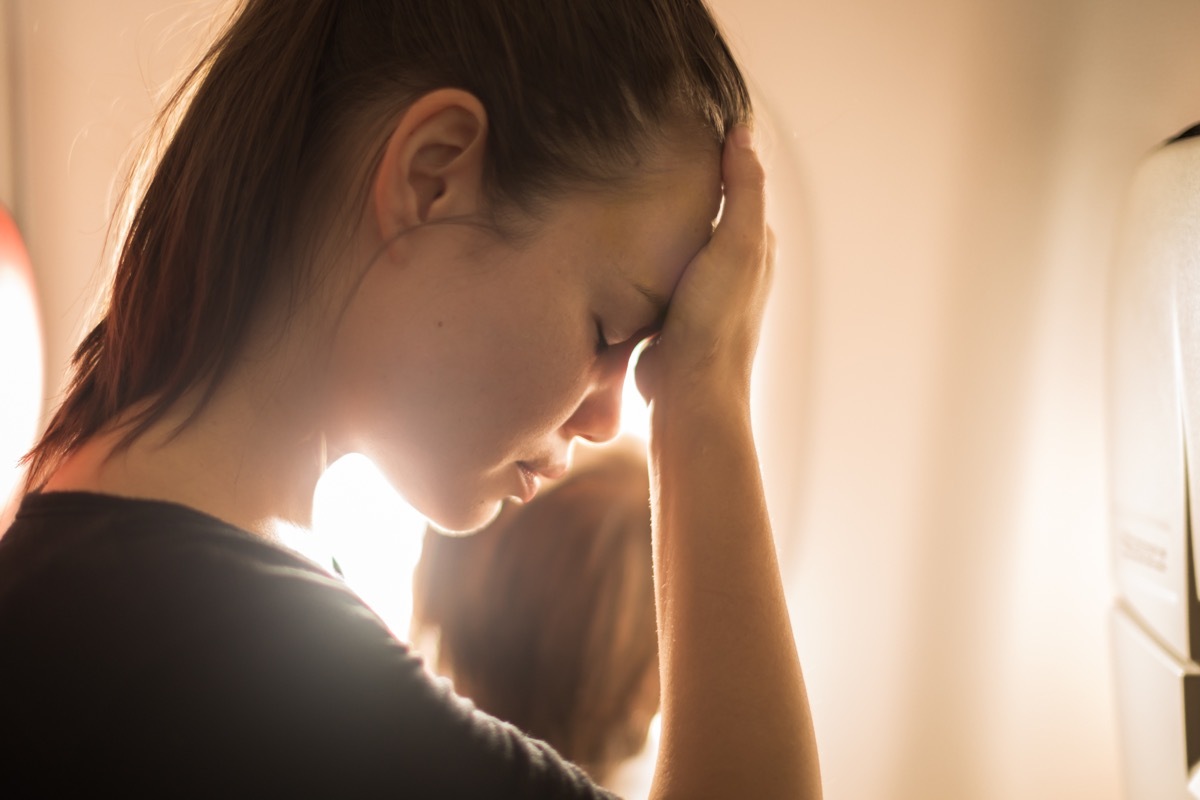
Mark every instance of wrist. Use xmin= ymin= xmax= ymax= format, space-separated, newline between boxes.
xmin=647 ymin=374 xmax=752 ymax=444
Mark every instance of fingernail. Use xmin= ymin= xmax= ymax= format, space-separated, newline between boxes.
xmin=732 ymin=125 xmax=754 ymax=150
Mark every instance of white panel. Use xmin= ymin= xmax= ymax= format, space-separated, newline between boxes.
xmin=1109 ymin=135 xmax=1194 ymax=663
xmin=1111 ymin=606 xmax=1199 ymax=800
xmin=1167 ymin=136 xmax=1200 ymax=604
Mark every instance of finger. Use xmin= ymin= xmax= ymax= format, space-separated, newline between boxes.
xmin=710 ymin=124 xmax=767 ymax=262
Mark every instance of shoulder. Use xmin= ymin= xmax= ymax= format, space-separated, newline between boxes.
xmin=0 ymin=491 xmax=360 ymax=653
xmin=0 ymin=492 xmax=619 ymax=799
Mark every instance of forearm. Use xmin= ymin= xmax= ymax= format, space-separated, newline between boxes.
xmin=647 ymin=382 xmax=820 ymax=800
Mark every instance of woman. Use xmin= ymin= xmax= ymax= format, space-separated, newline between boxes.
xmin=412 ymin=439 xmax=659 ymax=787
xmin=0 ymin=1 xmax=820 ymax=797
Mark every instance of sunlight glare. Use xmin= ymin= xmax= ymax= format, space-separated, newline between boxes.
xmin=0 ymin=230 xmax=43 ymax=522
xmin=621 ymin=344 xmax=651 ymax=441
xmin=310 ymin=453 xmax=429 ymax=641
xmin=300 ymin=347 xmax=652 ymax=643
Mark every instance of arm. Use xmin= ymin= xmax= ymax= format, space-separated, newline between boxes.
xmin=638 ymin=127 xmax=821 ymax=800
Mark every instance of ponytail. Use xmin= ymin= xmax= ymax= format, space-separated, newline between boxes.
xmin=24 ymin=1 xmax=340 ymax=489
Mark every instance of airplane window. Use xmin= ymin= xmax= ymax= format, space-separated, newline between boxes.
xmin=0 ymin=208 xmax=42 ymax=525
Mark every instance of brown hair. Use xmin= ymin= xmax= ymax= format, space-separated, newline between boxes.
xmin=411 ymin=442 xmax=656 ymax=781
xmin=23 ymin=0 xmax=751 ymax=490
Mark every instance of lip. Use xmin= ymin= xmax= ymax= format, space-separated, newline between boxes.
xmin=514 ymin=460 xmax=568 ymax=503
xmin=514 ymin=463 xmax=540 ymax=503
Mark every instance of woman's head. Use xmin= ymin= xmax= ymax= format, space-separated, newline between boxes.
xmin=324 ymin=87 xmax=725 ymax=529
xmin=25 ymin=0 xmax=751 ymax=526
xmin=411 ymin=439 xmax=657 ymax=782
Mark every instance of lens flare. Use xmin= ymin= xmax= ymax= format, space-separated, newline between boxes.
xmin=310 ymin=453 xmax=428 ymax=640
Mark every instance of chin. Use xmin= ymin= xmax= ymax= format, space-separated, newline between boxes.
xmin=423 ymin=496 xmax=504 ymax=536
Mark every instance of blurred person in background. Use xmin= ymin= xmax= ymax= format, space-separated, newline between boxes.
xmin=412 ymin=439 xmax=658 ymax=788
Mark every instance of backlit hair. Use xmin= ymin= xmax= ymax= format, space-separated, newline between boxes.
xmin=23 ymin=0 xmax=750 ymax=490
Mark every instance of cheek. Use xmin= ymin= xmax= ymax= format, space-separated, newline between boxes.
xmin=468 ymin=318 xmax=595 ymax=436
xmin=325 ymin=251 xmax=598 ymax=468
xmin=456 ymin=276 xmax=598 ymax=431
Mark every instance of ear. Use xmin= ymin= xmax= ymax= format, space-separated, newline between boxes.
xmin=372 ymin=89 xmax=488 ymax=240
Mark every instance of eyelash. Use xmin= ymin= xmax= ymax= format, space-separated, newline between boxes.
xmin=594 ymin=319 xmax=611 ymax=355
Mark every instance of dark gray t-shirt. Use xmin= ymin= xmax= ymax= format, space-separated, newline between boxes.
xmin=0 ymin=491 xmax=618 ymax=798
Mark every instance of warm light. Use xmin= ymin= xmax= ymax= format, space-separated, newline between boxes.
xmin=0 ymin=212 xmax=42 ymax=526
xmin=621 ymin=344 xmax=651 ymax=440
xmin=308 ymin=453 xmax=429 ymax=640
xmin=290 ymin=348 xmax=651 ymax=641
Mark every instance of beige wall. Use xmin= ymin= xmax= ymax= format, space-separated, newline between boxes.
xmin=0 ymin=4 xmax=15 ymax=209
xmin=711 ymin=0 xmax=1200 ymax=798
xmin=10 ymin=0 xmax=1200 ymax=797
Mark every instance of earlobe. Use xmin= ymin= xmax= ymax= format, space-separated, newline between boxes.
xmin=372 ymin=89 xmax=488 ymax=241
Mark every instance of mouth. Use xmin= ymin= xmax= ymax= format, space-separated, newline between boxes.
xmin=514 ymin=460 xmax=568 ymax=503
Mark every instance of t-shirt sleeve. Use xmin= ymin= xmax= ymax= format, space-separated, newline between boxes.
xmin=236 ymin=559 xmax=623 ymax=798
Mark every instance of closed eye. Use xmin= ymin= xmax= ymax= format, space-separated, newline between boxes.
xmin=594 ymin=318 xmax=612 ymax=355
xmin=595 ymin=307 xmax=666 ymax=359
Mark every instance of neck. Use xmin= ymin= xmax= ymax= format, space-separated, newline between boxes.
xmin=43 ymin=368 xmax=328 ymax=541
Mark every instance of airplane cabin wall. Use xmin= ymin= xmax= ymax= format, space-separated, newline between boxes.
xmin=9 ymin=1 xmax=1200 ymax=798
xmin=710 ymin=0 xmax=1200 ymax=797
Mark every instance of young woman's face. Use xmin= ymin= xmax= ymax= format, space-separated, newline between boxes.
xmin=327 ymin=147 xmax=722 ymax=531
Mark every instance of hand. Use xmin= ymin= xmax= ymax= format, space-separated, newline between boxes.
xmin=635 ymin=125 xmax=775 ymax=405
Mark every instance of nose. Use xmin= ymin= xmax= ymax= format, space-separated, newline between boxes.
xmin=561 ymin=369 xmax=625 ymax=444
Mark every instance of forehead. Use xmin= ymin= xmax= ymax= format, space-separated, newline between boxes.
xmin=578 ymin=146 xmax=723 ymax=291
